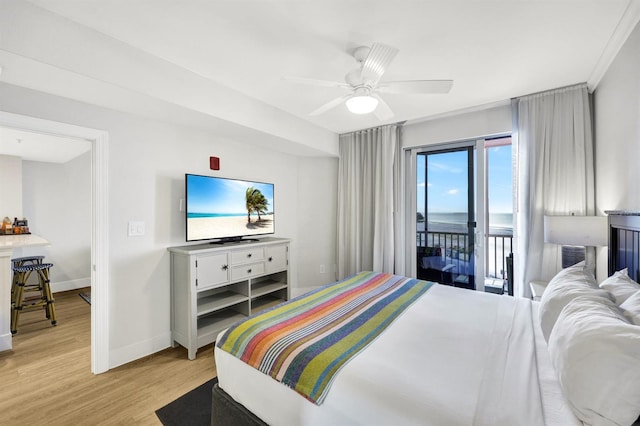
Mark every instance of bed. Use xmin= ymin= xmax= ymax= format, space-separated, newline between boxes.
xmin=211 ymin=213 xmax=640 ymax=426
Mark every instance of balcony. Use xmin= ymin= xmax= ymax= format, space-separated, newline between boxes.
xmin=417 ymin=230 xmax=513 ymax=292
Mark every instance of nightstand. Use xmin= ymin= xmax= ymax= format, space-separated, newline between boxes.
xmin=529 ymin=280 xmax=549 ymax=301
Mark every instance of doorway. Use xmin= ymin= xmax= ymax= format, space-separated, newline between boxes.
xmin=0 ymin=111 xmax=109 ymax=373
xmin=416 ymin=146 xmax=476 ymax=290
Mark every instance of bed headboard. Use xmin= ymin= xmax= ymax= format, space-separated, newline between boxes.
xmin=607 ymin=211 xmax=640 ymax=282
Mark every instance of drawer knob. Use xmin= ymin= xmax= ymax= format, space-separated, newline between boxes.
xmin=247 ymin=268 xmax=252 ymax=273
xmin=247 ymin=253 xmax=252 ymax=258
xmin=221 ymin=264 xmax=228 ymax=271
xmin=268 ymin=256 xmax=273 ymax=262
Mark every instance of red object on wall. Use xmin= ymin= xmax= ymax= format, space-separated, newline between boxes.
xmin=210 ymin=156 xmax=220 ymax=170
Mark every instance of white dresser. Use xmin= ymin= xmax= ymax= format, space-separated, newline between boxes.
xmin=168 ymin=237 xmax=290 ymax=359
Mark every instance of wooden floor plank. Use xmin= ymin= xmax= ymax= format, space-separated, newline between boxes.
xmin=0 ymin=288 xmax=216 ymax=425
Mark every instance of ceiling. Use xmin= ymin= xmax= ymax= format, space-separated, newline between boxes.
xmin=0 ymin=127 xmax=90 ymax=163
xmin=1 ymin=1 xmax=639 ymax=156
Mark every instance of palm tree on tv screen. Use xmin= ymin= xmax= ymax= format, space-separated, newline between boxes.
xmin=254 ymin=192 xmax=268 ymax=221
xmin=245 ymin=187 xmax=269 ymax=223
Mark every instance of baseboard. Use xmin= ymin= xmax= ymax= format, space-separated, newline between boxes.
xmin=51 ymin=277 xmax=91 ymax=293
xmin=109 ymin=331 xmax=172 ymax=370
xmin=0 ymin=332 xmax=12 ymax=352
xmin=291 ymin=286 xmax=317 ymax=298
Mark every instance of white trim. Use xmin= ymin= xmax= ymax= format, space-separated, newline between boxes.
xmin=475 ymin=139 xmax=486 ymax=292
xmin=109 ymin=332 xmax=171 ymax=370
xmin=588 ymin=0 xmax=640 ymax=90
xmin=291 ymin=286 xmax=316 ymax=298
xmin=0 ymin=332 xmax=11 ymax=352
xmin=92 ymin=131 xmax=109 ymax=374
xmin=0 ymin=248 xmax=12 ymax=352
xmin=0 ymin=111 xmax=109 ymax=374
xmin=405 ymin=100 xmax=511 ymax=127
xmin=51 ymin=277 xmax=91 ymax=293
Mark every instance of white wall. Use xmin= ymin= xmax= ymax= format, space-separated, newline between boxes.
xmin=403 ymin=103 xmax=512 ymax=148
xmin=593 ymin=20 xmax=640 ymax=281
xmin=19 ymin=152 xmax=92 ymax=292
xmin=0 ymin=155 xmax=22 ymax=219
xmin=0 ymin=81 xmax=337 ymax=368
xmin=295 ymin=156 xmax=339 ymax=296
xmin=594 ymin=21 xmax=640 ymax=212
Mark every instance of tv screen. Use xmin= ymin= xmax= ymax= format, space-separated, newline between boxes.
xmin=185 ymin=174 xmax=275 ymax=242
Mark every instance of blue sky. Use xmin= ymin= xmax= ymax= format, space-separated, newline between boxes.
xmin=417 ymin=145 xmax=512 ymax=214
xmin=187 ymin=175 xmax=274 ymax=214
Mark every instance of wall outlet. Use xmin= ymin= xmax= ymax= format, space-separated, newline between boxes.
xmin=319 ymin=264 xmax=326 ymax=274
xmin=179 ymin=198 xmax=185 ymax=212
xmin=128 ymin=221 xmax=145 ymax=237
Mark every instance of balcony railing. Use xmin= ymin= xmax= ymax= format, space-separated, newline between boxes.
xmin=486 ymin=232 xmax=514 ymax=280
xmin=417 ymin=230 xmax=513 ymax=280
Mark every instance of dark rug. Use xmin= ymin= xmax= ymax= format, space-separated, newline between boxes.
xmin=79 ymin=292 xmax=91 ymax=305
xmin=156 ymin=377 xmax=218 ymax=426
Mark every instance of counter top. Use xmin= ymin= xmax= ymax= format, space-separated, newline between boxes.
xmin=0 ymin=234 xmax=50 ymax=250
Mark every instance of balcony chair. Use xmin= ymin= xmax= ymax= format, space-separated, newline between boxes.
xmin=418 ymin=246 xmax=455 ymax=285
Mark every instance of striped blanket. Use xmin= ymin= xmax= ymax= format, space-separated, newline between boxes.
xmin=216 ymin=271 xmax=434 ymax=404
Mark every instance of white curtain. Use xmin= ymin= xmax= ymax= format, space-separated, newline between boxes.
xmin=514 ymin=84 xmax=595 ymax=298
xmin=337 ymin=124 xmax=402 ymax=279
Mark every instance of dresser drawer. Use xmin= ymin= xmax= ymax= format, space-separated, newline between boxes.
xmin=231 ymin=262 xmax=265 ymax=281
xmin=231 ymin=247 xmax=265 ymax=265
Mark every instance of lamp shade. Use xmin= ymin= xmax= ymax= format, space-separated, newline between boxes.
xmin=345 ymin=95 xmax=378 ymax=114
xmin=543 ymin=215 xmax=608 ymax=247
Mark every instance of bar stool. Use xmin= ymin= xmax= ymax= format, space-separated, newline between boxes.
xmin=11 ymin=256 xmax=45 ymax=299
xmin=11 ymin=255 xmax=45 ymax=266
xmin=11 ymin=263 xmax=57 ymax=334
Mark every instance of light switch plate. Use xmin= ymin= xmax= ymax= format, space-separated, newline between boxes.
xmin=128 ymin=221 xmax=145 ymax=236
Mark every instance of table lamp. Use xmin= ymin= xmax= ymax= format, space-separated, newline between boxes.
xmin=543 ymin=215 xmax=608 ymax=267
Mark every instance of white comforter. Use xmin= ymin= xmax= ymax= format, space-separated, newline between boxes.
xmin=215 ymin=283 xmax=580 ymax=426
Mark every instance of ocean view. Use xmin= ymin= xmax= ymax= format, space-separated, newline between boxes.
xmin=418 ymin=212 xmax=513 ymax=235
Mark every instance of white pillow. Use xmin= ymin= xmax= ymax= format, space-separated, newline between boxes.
xmin=599 ymin=268 xmax=640 ymax=305
xmin=538 ymin=261 xmax=609 ymax=342
xmin=548 ymin=296 xmax=640 ymax=426
xmin=619 ymin=289 xmax=640 ymax=325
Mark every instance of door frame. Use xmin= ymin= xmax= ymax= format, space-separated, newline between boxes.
xmin=0 ymin=111 xmax=109 ymax=374
xmin=406 ymin=140 xmax=487 ymax=291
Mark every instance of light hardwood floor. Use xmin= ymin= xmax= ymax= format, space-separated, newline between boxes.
xmin=0 ymin=288 xmax=216 ymax=425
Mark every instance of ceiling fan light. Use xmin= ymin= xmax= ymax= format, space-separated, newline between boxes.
xmin=346 ymin=95 xmax=378 ymax=114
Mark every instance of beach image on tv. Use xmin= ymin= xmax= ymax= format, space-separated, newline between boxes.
xmin=186 ymin=175 xmax=274 ymax=241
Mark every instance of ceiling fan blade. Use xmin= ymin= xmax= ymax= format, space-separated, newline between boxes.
xmin=372 ymin=94 xmax=394 ymax=121
xmin=309 ymin=95 xmax=350 ymax=116
xmin=378 ymin=80 xmax=453 ymax=94
xmin=284 ymin=76 xmax=349 ymax=89
xmin=361 ymin=43 xmax=399 ymax=86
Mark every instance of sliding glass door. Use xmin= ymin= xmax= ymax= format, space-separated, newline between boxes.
xmin=407 ymin=136 xmax=514 ymax=294
xmin=416 ymin=146 xmax=476 ymax=290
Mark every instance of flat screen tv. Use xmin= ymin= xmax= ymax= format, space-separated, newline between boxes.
xmin=185 ymin=174 xmax=275 ymax=243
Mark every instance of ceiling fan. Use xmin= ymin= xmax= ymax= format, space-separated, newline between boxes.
xmin=286 ymin=42 xmax=453 ymax=120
